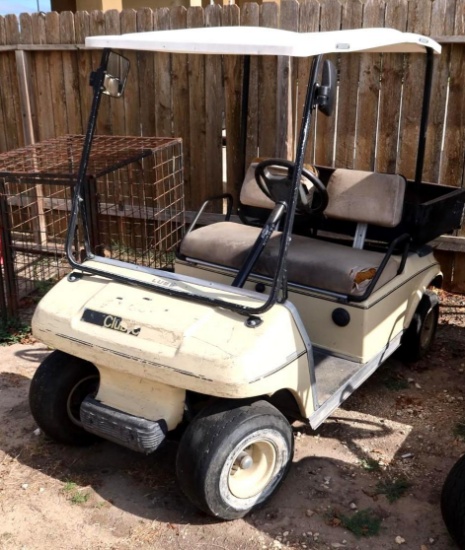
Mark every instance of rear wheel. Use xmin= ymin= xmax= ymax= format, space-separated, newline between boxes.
xmin=441 ymin=454 xmax=465 ymax=549
xmin=29 ymin=350 xmax=100 ymax=446
xmin=176 ymin=400 xmax=293 ymax=520
xmin=400 ymin=290 xmax=439 ymax=362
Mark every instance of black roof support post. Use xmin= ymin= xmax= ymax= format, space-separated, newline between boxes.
xmin=415 ymin=47 xmax=435 ymax=190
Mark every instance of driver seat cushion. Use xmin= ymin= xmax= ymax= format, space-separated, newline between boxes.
xmin=179 ymin=222 xmax=401 ymax=296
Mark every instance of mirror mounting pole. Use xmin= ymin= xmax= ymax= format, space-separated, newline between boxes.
xmin=269 ymin=54 xmax=323 ymax=304
xmin=65 ymin=48 xmax=111 ymax=268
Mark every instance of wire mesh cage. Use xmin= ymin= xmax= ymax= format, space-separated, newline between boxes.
xmin=0 ymin=135 xmax=184 ymax=316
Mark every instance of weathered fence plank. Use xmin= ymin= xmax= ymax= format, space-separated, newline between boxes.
xmin=353 ymin=0 xmax=384 ymax=171
xmin=335 ymin=0 xmax=364 ymax=169
xmin=170 ymin=7 xmax=191 ymax=205
xmin=423 ymin=0 xmax=455 ymax=184
xmin=442 ymin=6 xmax=465 ymax=189
xmin=376 ymin=0 xmax=407 ymax=173
xmin=258 ymin=2 xmax=278 ymax=160
xmin=297 ymin=0 xmax=321 ymax=165
xmin=75 ymin=11 xmax=93 ymax=133
xmin=60 ymin=11 xmax=82 ymax=135
xmin=47 ymin=12 xmax=68 ymax=139
xmin=104 ymin=10 xmax=123 ymax=137
xmin=315 ymin=0 xmax=341 ymax=167
xmin=121 ymin=10 xmax=139 ymax=137
xmin=223 ymin=4 xmax=243 ymax=202
xmin=241 ymin=2 xmax=260 ymax=168
xmin=30 ymin=13 xmax=56 ymax=142
xmin=396 ymin=1 xmax=431 ymax=179
xmin=152 ymin=8 xmax=170 ymax=137
xmin=277 ymin=0 xmax=299 ymax=159
xmin=204 ymin=4 xmax=224 ymax=201
xmin=187 ymin=7 xmax=207 ymax=209
xmin=2 ymin=16 xmax=22 ymax=151
xmin=90 ymin=10 xmax=111 ymax=136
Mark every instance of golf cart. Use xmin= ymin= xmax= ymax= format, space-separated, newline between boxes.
xmin=29 ymin=26 xmax=465 ymax=520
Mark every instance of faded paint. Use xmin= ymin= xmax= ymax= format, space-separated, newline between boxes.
xmin=176 ymin=250 xmax=440 ymax=363
xmin=32 ymin=261 xmax=312 ymax=422
xmin=32 ymin=246 xmax=440 ymax=430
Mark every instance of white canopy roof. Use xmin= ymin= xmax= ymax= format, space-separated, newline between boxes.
xmin=86 ymin=26 xmax=441 ymax=57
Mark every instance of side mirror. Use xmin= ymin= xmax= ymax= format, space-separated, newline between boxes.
xmin=102 ymin=52 xmax=129 ymax=98
xmin=316 ymin=60 xmax=336 ymax=117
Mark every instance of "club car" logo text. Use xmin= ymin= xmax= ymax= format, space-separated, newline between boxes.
xmin=81 ymin=308 xmax=141 ymax=337
xmin=103 ymin=314 xmax=141 ymax=336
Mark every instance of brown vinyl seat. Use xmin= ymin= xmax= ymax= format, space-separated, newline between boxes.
xmin=180 ymin=166 xmax=406 ymax=297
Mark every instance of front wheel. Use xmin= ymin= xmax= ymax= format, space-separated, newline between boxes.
xmin=29 ymin=350 xmax=100 ymax=446
xmin=441 ymin=454 xmax=465 ymax=549
xmin=176 ymin=400 xmax=294 ymax=520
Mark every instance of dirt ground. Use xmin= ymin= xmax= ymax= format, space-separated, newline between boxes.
xmin=1 ymin=289 xmax=465 ymax=550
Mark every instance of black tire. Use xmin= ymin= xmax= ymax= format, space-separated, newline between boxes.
xmin=29 ymin=350 xmax=100 ymax=446
xmin=176 ymin=400 xmax=294 ymax=520
xmin=441 ymin=454 xmax=465 ymax=549
xmin=399 ymin=290 xmax=439 ymax=362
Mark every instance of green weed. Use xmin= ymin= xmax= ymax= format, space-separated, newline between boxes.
xmin=0 ymin=318 xmax=31 ymax=346
xmin=376 ymin=477 xmax=411 ymax=503
xmin=62 ymin=481 xmax=78 ymax=493
xmin=62 ymin=480 xmax=90 ymax=505
xmin=70 ymin=491 xmax=90 ymax=505
xmin=341 ymin=508 xmax=382 ymax=537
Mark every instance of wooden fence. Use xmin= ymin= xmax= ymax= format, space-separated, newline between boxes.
xmin=0 ymin=0 xmax=465 ymax=290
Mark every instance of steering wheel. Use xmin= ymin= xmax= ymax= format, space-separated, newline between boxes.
xmin=255 ymin=159 xmax=328 ymax=214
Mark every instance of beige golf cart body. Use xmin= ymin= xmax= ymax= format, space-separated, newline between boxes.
xmin=31 ymin=26 xmax=452 ymax=435
xmin=31 ymin=25 xmax=465 ymax=519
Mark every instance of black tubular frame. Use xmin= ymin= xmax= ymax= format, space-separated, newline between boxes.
xmin=65 ymin=48 xmax=111 ymax=265
xmin=65 ymin=44 xmax=436 ymax=318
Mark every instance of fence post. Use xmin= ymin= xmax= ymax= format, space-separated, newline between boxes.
xmin=14 ymin=50 xmax=34 ymax=145
xmin=15 ymin=49 xmax=48 ymax=249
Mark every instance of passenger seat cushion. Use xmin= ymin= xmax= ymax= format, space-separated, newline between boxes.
xmin=325 ymin=169 xmax=406 ymax=228
xmin=257 ymin=233 xmax=400 ymax=295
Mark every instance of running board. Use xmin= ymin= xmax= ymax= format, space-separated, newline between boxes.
xmin=308 ymin=332 xmax=403 ymax=429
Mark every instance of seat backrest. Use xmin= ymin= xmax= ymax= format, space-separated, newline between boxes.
xmin=324 ymin=169 xmax=406 ymax=228
xmin=239 ymin=159 xmax=318 ymax=209
xmin=240 ymin=160 xmax=276 ymax=209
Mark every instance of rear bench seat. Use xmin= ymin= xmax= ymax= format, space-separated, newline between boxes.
xmin=179 ymin=167 xmax=406 ymax=297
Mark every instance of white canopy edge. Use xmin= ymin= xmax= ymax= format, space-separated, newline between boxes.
xmin=85 ymin=26 xmax=441 ymax=57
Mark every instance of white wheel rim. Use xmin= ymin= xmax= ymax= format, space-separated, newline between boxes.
xmin=228 ymin=438 xmax=278 ymax=499
xmin=66 ymin=374 xmax=99 ymax=427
